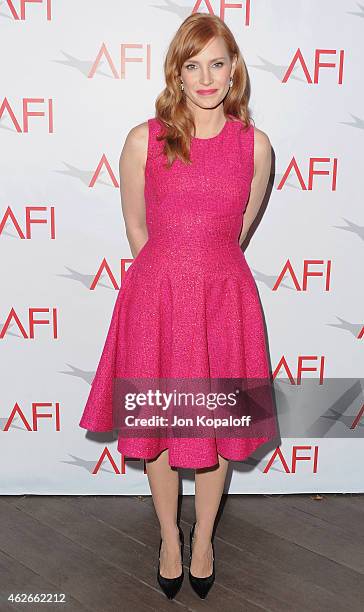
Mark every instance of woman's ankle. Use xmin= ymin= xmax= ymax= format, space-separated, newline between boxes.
xmin=160 ymin=522 xmax=180 ymax=542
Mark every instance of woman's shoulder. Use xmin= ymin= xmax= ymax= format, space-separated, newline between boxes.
xmin=124 ymin=120 xmax=149 ymax=145
xmin=120 ymin=120 xmax=150 ymax=171
xmin=252 ymin=126 xmax=272 ymax=175
xmin=253 ymin=126 xmax=271 ymax=151
xmin=121 ymin=120 xmax=151 ymax=164
xmin=228 ymin=115 xmax=264 ymax=142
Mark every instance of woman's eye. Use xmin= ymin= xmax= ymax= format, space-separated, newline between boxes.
xmin=185 ymin=62 xmax=224 ymax=70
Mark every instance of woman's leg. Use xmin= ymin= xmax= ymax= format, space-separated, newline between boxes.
xmin=192 ymin=454 xmax=229 ymax=577
xmin=146 ymin=448 xmax=181 ymax=578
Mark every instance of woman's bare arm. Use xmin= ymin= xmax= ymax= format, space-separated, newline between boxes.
xmin=119 ymin=122 xmax=149 ymax=258
xmin=239 ymin=127 xmax=272 ymax=245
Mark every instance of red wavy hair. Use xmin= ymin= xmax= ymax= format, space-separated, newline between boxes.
xmin=154 ymin=12 xmax=253 ymax=167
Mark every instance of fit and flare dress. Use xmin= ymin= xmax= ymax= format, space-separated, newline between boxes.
xmin=79 ymin=115 xmax=277 ymax=468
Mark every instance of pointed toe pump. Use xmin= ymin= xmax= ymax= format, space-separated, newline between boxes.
xmin=189 ymin=521 xmax=215 ymax=599
xmin=157 ymin=524 xmax=184 ymax=600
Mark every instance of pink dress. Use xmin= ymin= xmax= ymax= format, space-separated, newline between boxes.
xmin=79 ymin=115 xmax=277 ymax=468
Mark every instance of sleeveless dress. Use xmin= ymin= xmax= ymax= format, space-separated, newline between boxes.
xmin=79 ymin=115 xmax=278 ymax=468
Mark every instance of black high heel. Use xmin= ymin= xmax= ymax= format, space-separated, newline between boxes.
xmin=189 ymin=521 xmax=215 ymax=599
xmin=157 ymin=524 xmax=184 ymax=600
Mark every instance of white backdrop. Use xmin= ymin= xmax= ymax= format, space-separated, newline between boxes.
xmin=0 ymin=0 xmax=363 ymax=494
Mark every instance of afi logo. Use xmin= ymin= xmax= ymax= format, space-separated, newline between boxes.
xmin=0 ymin=308 xmax=58 ymax=339
xmin=0 ymin=206 xmax=56 ymax=239
xmin=90 ymin=447 xmax=147 ymax=475
xmin=89 ymin=258 xmax=133 ymax=290
xmin=3 ymin=402 xmax=60 ymax=431
xmin=0 ymin=98 xmax=54 ymax=132
xmin=264 ymin=445 xmax=319 ymax=473
xmin=278 ymin=157 xmax=338 ymax=190
xmin=89 ymin=43 xmax=151 ymax=79
xmin=192 ymin=0 xmax=252 ymax=25
xmin=274 ymin=356 xmax=325 ymax=384
xmin=5 ymin=0 xmax=52 ymax=20
xmin=284 ymin=49 xmax=344 ymax=84
xmin=89 ymin=154 xmax=118 ymax=187
xmin=274 ymin=260 xmax=332 ymax=291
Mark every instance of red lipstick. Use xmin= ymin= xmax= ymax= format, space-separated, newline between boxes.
xmin=196 ymin=89 xmax=218 ymax=96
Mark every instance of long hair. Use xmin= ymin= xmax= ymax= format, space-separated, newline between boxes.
xmin=155 ymin=12 xmax=252 ymax=167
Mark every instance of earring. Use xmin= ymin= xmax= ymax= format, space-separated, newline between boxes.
xmin=229 ymin=78 xmax=233 ymax=88
xmin=180 ymin=81 xmax=184 ymax=91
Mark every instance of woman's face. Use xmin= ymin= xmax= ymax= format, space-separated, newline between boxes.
xmin=180 ymin=36 xmax=236 ymax=110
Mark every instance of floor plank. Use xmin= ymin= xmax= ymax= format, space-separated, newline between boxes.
xmin=0 ymin=548 xmax=88 ymax=611
xmin=7 ymin=495 xmax=265 ymax=611
xmin=223 ymin=494 xmax=364 ymax=573
xmin=180 ymin=495 xmax=363 ymax=612
xmin=1 ymin=493 xmax=363 ymax=612
xmin=0 ymin=499 xmax=180 ymax=611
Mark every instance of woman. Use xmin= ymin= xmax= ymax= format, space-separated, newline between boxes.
xmin=79 ymin=12 xmax=277 ymax=601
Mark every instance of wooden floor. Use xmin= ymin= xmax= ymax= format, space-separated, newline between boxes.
xmin=0 ymin=493 xmax=363 ymax=611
